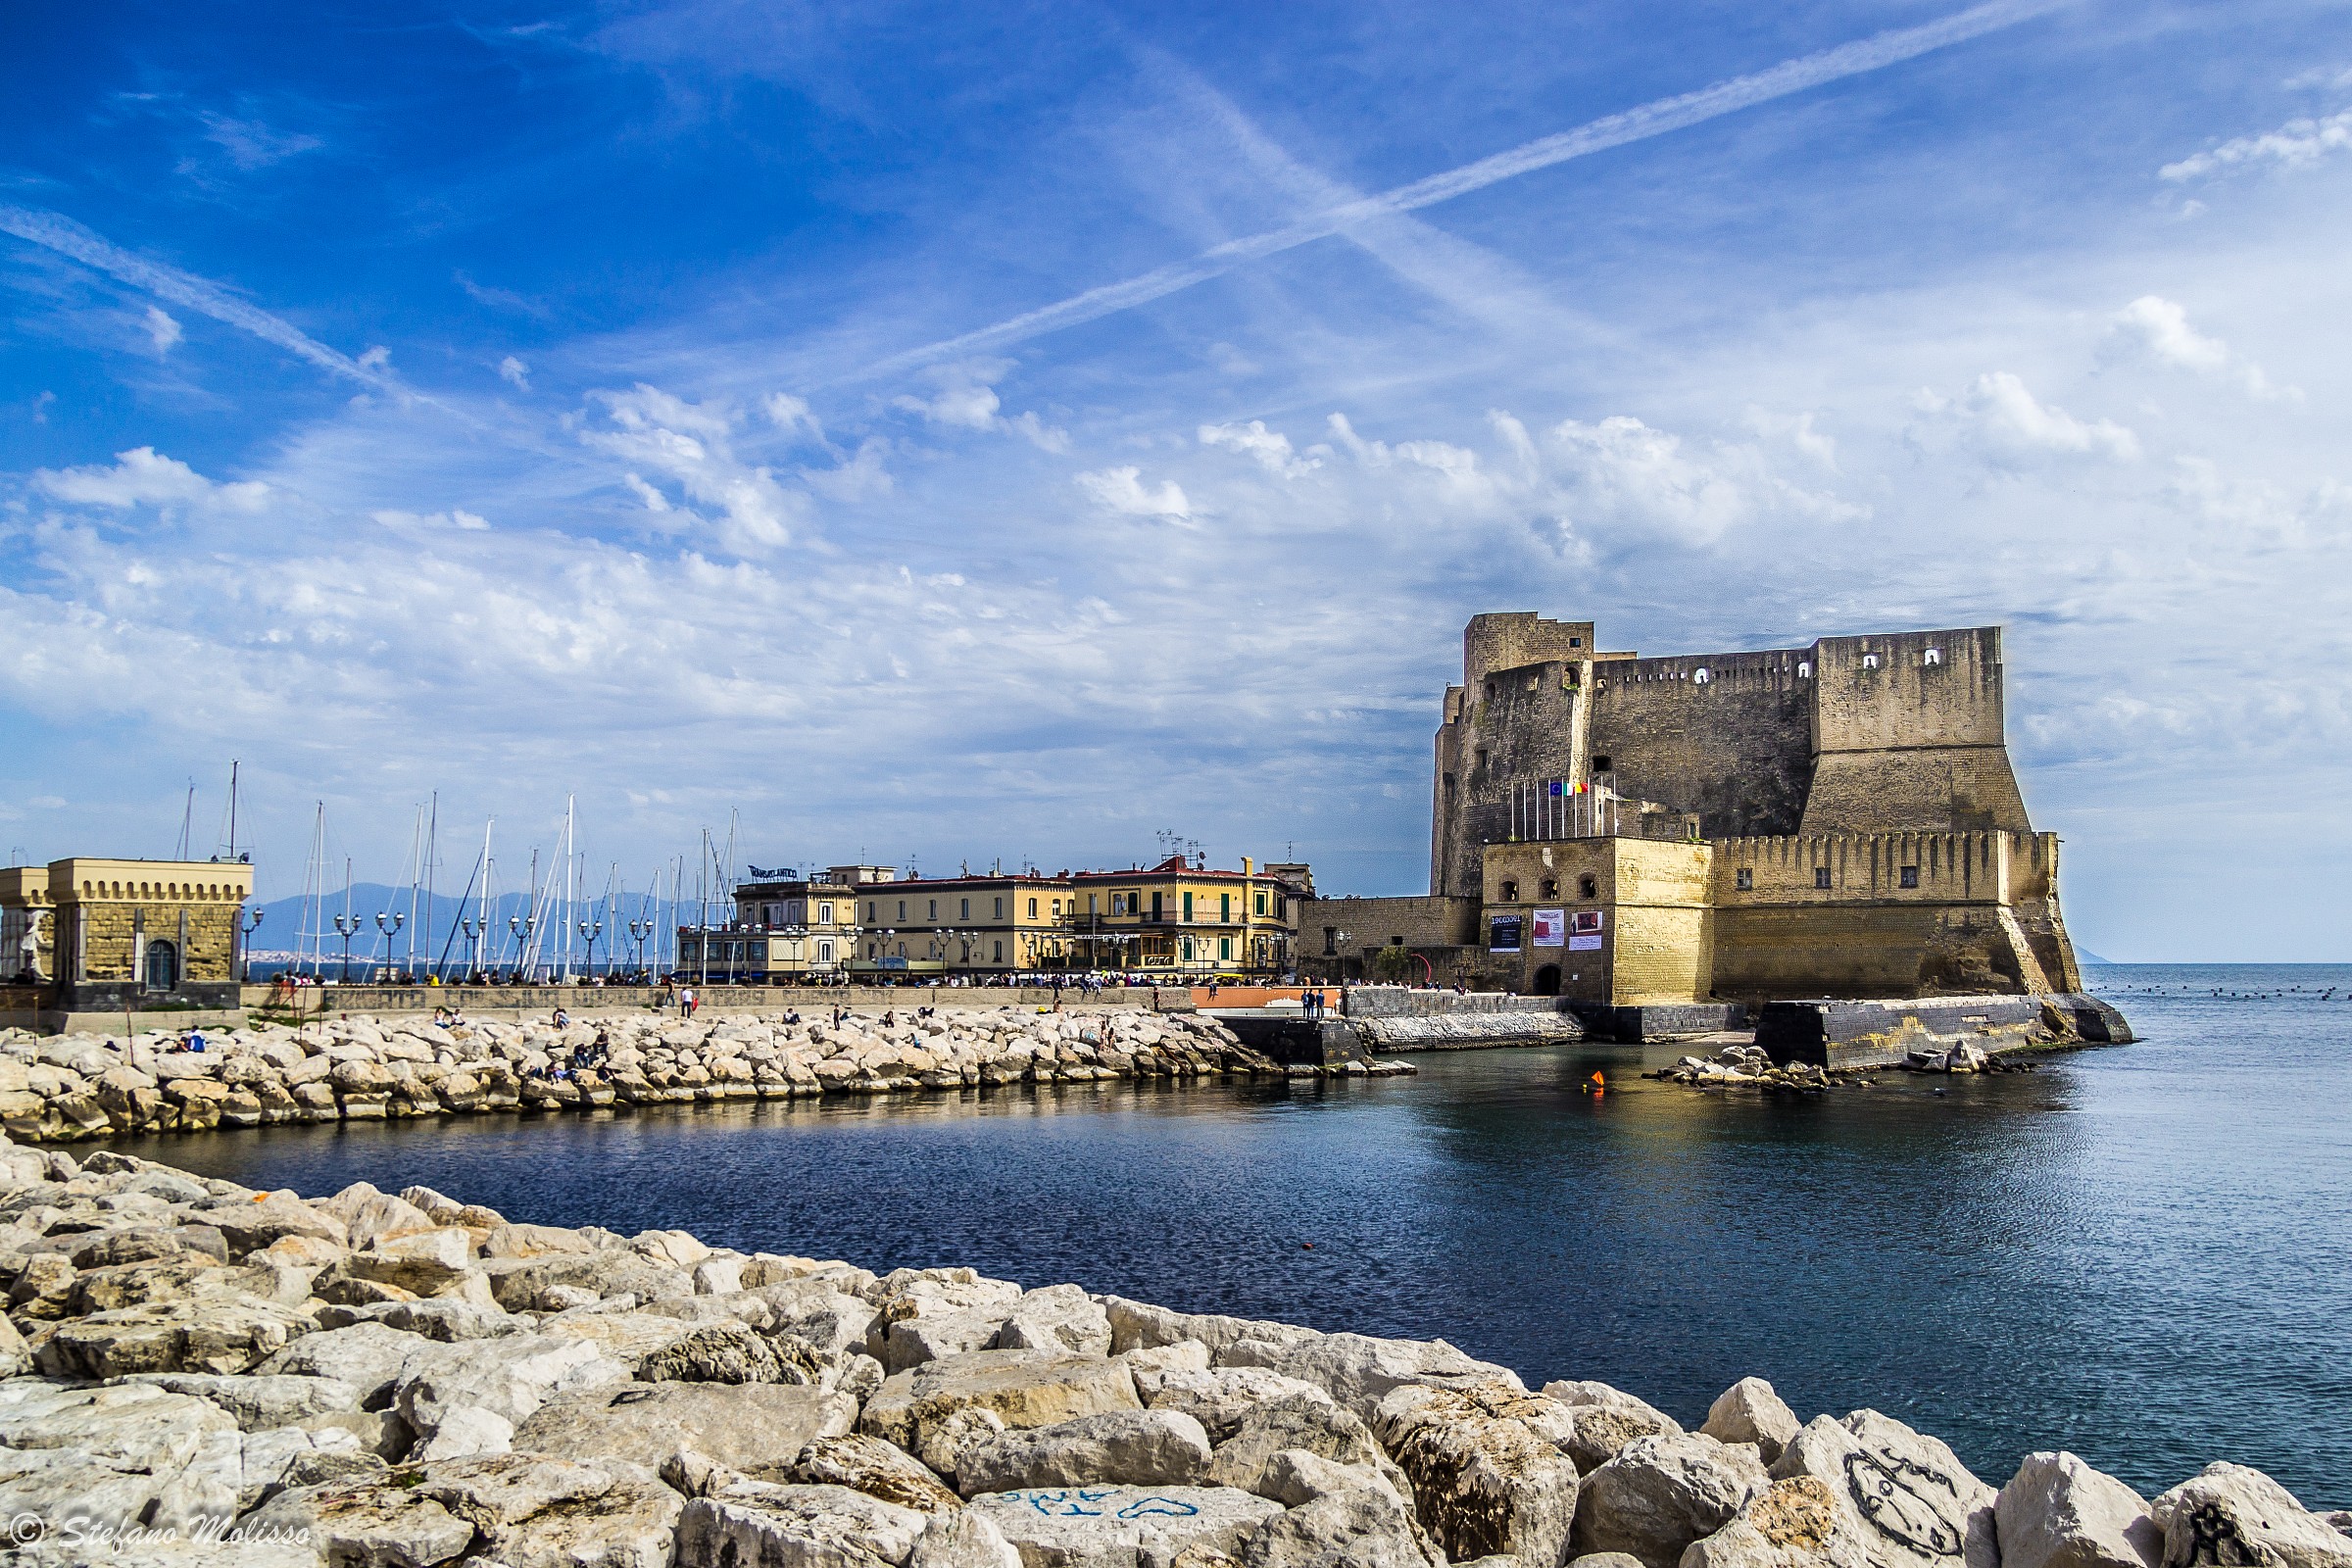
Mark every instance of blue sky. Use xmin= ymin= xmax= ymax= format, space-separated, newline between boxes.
xmin=4 ymin=0 xmax=2350 ymax=960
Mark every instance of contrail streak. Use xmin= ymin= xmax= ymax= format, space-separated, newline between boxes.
xmin=860 ymin=0 xmax=2062 ymax=379
xmin=0 ymin=204 xmax=416 ymax=399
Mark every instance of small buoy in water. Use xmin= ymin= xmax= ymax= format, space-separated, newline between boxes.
xmin=1581 ymin=1070 xmax=1606 ymax=1095
xmin=1300 ymin=1242 xmax=1314 ymax=1250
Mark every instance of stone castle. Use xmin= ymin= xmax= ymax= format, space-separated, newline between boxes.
xmin=1301 ymin=612 xmax=2084 ymax=1006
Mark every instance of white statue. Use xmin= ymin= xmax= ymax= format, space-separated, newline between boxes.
xmin=18 ymin=909 xmax=44 ymax=983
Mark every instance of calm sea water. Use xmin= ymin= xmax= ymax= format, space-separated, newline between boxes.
xmin=106 ymin=963 xmax=2352 ymax=1503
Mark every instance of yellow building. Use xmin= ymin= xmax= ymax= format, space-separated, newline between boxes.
xmin=1069 ymin=856 xmax=1300 ymax=976
xmin=682 ymin=864 xmax=879 ymax=980
xmin=820 ymin=855 xmax=1306 ymax=979
xmin=2 ymin=858 xmax=254 ymax=1008
xmin=847 ymin=871 xmax=1080 ymax=977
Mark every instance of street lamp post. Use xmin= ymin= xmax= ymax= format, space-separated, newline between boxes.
xmin=332 ymin=911 xmax=361 ymax=984
xmin=238 ymin=909 xmax=264 ymax=983
xmin=579 ymin=917 xmax=604 ymax=980
xmin=459 ymin=915 xmax=486 ymax=982
xmin=373 ymin=910 xmax=405 ymax=983
xmin=628 ymin=917 xmax=655 ymax=980
xmin=508 ymin=914 xmax=536 ymax=985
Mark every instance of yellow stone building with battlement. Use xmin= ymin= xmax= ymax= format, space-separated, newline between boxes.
xmin=1303 ymin=612 xmax=2086 ymax=1007
xmin=2 ymin=858 xmax=254 ymax=1010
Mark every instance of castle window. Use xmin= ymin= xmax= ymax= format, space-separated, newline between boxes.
xmin=1324 ymin=927 xmax=1338 ymax=956
xmin=1484 ymin=681 xmax=1496 ymax=701
xmin=1815 ymin=866 xmax=1833 ymax=889
xmin=1923 ymin=648 xmax=1943 ymax=666
xmin=1474 ymin=749 xmax=1488 ymax=771
xmin=1592 ymin=755 xmax=1611 ymax=773
xmin=1540 ymin=878 xmax=1558 ymax=899
xmin=1693 ymin=667 xmax=1710 ymax=684
xmin=1900 ymin=865 xmax=1920 ymax=889
xmin=1737 ymin=867 xmax=1753 ymax=891
xmin=1797 ymin=662 xmax=1811 ymax=678
xmin=1578 ymin=874 xmax=1598 ymax=900
xmin=1499 ymin=879 xmax=1519 ymax=903
xmin=1570 ymin=636 xmax=1582 ymax=647
xmin=1862 ymin=654 xmax=1880 ymax=670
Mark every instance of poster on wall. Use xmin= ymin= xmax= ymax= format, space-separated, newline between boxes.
xmin=1532 ymin=908 xmax=1565 ymax=947
xmin=1569 ymin=908 xmax=1604 ymax=952
xmin=1489 ymin=915 xmax=1523 ymax=954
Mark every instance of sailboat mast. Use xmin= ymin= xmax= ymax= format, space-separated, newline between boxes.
xmin=406 ymin=806 xmax=423 ymax=976
xmin=476 ymin=818 xmax=493 ymax=978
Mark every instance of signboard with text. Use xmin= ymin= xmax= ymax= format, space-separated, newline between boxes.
xmin=1569 ymin=909 xmax=1604 ymax=952
xmin=1532 ymin=908 xmax=1565 ymax=947
xmin=1489 ymin=915 xmax=1523 ymax=954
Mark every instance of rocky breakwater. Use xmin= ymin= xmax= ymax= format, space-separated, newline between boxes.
xmin=0 ymin=1008 xmax=1286 ymax=1144
xmin=0 ymin=1145 xmax=2345 ymax=1568
xmin=1649 ymin=1039 xmax=2046 ymax=1093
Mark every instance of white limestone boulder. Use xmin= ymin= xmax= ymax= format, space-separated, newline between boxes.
xmin=1571 ymin=1431 xmax=1770 ymax=1568
xmin=675 ymin=1480 xmax=927 ymax=1568
xmin=956 ymin=1408 xmax=1214 ymax=1495
xmin=858 ymin=1348 xmax=1143 ymax=1454
xmin=996 ymin=1285 xmax=1114 ymax=1358
xmin=2148 ymin=1463 xmax=2352 ymax=1568
xmin=514 ymin=1380 xmax=858 ymax=1475
xmin=1700 ymin=1380 xmax=1801 ymax=1468
xmin=1374 ymin=1380 xmax=1583 ymax=1568
xmin=1768 ymin=1410 xmax=1998 ymax=1568
xmin=1234 ymin=1331 xmax=1519 ymax=1423
xmin=1996 ymin=1451 xmax=2160 ymax=1568
xmin=1680 ymin=1475 xmax=1879 ymax=1568
xmin=968 ymin=1483 xmax=1283 ymax=1568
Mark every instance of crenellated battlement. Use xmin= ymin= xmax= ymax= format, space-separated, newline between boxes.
xmin=1429 ymin=613 xmax=2082 ymax=1004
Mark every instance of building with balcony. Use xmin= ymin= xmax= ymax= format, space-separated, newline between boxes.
xmin=674 ymin=863 xmax=882 ymax=982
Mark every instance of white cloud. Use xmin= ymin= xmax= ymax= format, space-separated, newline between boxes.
xmin=2104 ymin=296 xmax=2289 ymax=400
xmin=498 ymin=355 xmax=530 ymax=390
xmin=580 ymin=384 xmax=804 ymax=553
xmin=898 ymin=380 xmax=1001 ymax=431
xmin=1076 ymin=466 xmax=1192 ymax=519
xmin=2163 ymin=108 xmax=2352 ymax=181
xmin=35 ymin=447 xmax=268 ymax=512
xmin=2109 ymin=296 xmax=2228 ymax=372
xmin=1923 ymin=372 xmax=2140 ymax=467
xmin=196 ymin=112 xmax=322 ymax=172
xmin=893 ymin=363 xmax=1067 ymax=452
xmin=370 ymin=508 xmax=493 ymax=532
xmin=142 ymin=307 xmax=181 ymax=355
xmin=764 ymin=392 xmax=827 ymax=444
xmin=1009 ymin=411 xmax=1070 ymax=454
xmin=621 ymin=473 xmax=671 ymax=514
xmin=357 ymin=346 xmax=391 ymax=371
xmin=803 ymin=437 xmax=895 ymax=502
xmin=1200 ymin=419 xmax=1320 ymax=477
xmin=2165 ymin=458 xmax=2351 ymax=548
xmin=1744 ymin=408 xmax=1839 ymax=469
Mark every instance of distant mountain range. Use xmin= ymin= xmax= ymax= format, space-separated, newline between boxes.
xmin=246 ymin=881 xmax=700 ymax=974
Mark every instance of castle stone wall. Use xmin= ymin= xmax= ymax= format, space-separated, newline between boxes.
xmin=1587 ymin=651 xmax=1814 ymax=839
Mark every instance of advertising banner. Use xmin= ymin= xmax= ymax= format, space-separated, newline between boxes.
xmin=1532 ymin=908 xmax=1565 ymax=947
xmin=1569 ymin=908 xmax=1604 ymax=952
xmin=1489 ymin=914 xmax=1523 ymax=954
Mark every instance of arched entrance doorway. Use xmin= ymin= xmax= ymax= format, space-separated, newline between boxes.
xmin=1531 ymin=963 xmax=1561 ymax=996
xmin=145 ymin=940 xmax=177 ymax=993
